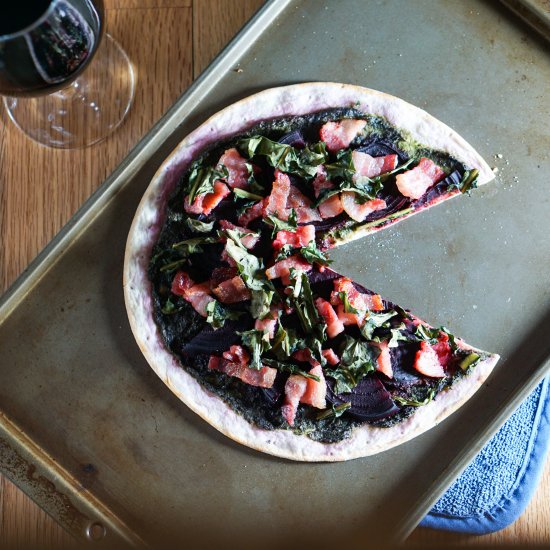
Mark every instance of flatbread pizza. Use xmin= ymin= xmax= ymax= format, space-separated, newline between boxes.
xmin=124 ymin=83 xmax=499 ymax=462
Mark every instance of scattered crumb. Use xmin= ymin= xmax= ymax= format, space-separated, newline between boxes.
xmin=472 ymin=304 xmax=478 ymax=310
xmin=492 ymin=166 xmax=499 ymax=174
xmin=233 ymin=67 xmax=243 ymax=73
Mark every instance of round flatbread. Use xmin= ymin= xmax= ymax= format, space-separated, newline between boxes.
xmin=123 ymin=83 xmax=498 ymax=462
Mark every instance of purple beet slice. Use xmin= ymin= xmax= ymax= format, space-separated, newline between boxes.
xmin=327 ymin=376 xmax=400 ymax=421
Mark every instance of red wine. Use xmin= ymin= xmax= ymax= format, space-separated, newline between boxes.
xmin=0 ymin=0 xmax=104 ymax=97
xmin=0 ymin=2 xmax=53 ymax=35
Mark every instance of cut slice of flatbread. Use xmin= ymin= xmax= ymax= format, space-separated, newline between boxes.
xmin=124 ymin=83 xmax=498 ymax=462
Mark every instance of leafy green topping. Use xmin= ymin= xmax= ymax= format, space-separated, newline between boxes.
xmin=161 ymin=297 xmax=184 ymax=315
xmin=223 ymin=229 xmax=277 ymax=319
xmin=274 ymin=244 xmax=294 ymax=262
xmin=271 ymin=324 xmax=305 ymax=360
xmin=236 ymin=200 xmax=257 ymax=219
xmin=265 ymin=209 xmax=298 ymax=235
xmin=415 ymin=325 xmax=458 ymax=352
xmin=394 ymin=388 xmax=437 ymax=407
xmin=233 ymin=188 xmax=265 ymax=201
xmin=359 ymin=310 xmax=398 ymax=340
xmin=459 ymin=352 xmax=481 ymax=371
xmin=458 ymin=169 xmax=479 ymax=195
xmin=327 ymin=336 xmax=377 ymax=394
xmin=299 ymin=241 xmax=331 ymax=266
xmin=317 ymin=150 xmax=384 ymax=206
xmin=239 ymin=136 xmax=328 ymax=179
xmin=159 ymin=258 xmax=188 ymax=273
xmin=223 ymin=235 xmax=265 ymax=291
xmin=184 ymin=218 xmax=215 ymax=234
xmin=239 ymin=329 xmax=271 ymax=370
xmin=316 ymin=402 xmax=351 ymax=420
xmin=379 ymin=325 xmax=412 ymax=348
xmin=339 ymin=291 xmax=359 ymax=314
xmin=262 ymin=358 xmax=321 ymax=381
xmin=186 ymin=162 xmax=228 ymax=204
xmin=287 ymin=269 xmax=324 ymax=340
xmin=172 ymin=236 xmax=219 ymax=256
xmin=250 ymin=288 xmax=275 ymax=319
xmin=206 ymin=300 xmax=244 ymax=329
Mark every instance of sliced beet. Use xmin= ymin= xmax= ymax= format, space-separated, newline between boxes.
xmin=415 ymin=169 xmax=463 ymax=208
xmin=260 ymin=372 xmax=287 ymax=406
xmin=311 ymin=214 xmax=348 ymax=233
xmin=327 ymin=376 xmax=400 ymax=421
xmin=386 ymin=343 xmax=425 ymax=389
xmin=180 ymin=318 xmax=252 ymax=356
xmin=357 ymin=139 xmax=408 ymax=163
xmin=364 ymin=195 xmax=410 ymax=221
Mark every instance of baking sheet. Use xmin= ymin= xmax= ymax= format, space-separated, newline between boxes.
xmin=1 ymin=0 xmax=549 ymax=547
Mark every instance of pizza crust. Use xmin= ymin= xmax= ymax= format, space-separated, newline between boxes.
xmin=124 ymin=83 xmax=498 ymax=462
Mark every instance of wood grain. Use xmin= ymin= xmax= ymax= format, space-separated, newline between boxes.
xmin=0 ymin=0 xmax=549 ymax=547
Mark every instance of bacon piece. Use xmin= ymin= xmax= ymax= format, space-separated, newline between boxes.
xmin=395 ymin=158 xmax=446 ymax=200
xmin=376 ymin=341 xmax=393 ymax=378
xmin=265 ymin=255 xmax=312 ymax=281
xmin=319 ymin=119 xmax=367 ymax=152
xmin=239 ymin=365 xmax=277 ymax=388
xmin=331 ymin=278 xmax=385 ymax=327
xmin=222 ymin=344 xmax=249 ymax=365
xmin=217 ymin=148 xmax=249 ymax=189
xmin=221 ymin=244 xmax=238 ymax=268
xmin=414 ymin=341 xmax=446 ymax=378
xmin=286 ymin=184 xmax=322 ymax=223
xmin=367 ymin=294 xmax=384 ymax=311
xmin=171 ymin=271 xmax=215 ymax=317
xmin=184 ymin=181 xmax=230 ymax=216
xmin=212 ymin=276 xmax=251 ymax=304
xmin=315 ymin=297 xmax=344 ymax=338
xmin=209 ymin=346 xmax=277 ymax=388
xmin=352 ymin=151 xmax=398 ymax=179
xmin=237 ymin=200 xmax=265 ymax=227
xmin=433 ymin=332 xmax=452 ymax=368
xmin=264 ymin=170 xmax=291 ymax=220
xmin=201 ymin=181 xmax=231 ymax=215
xmin=300 ymin=365 xmax=327 ymax=409
xmin=254 ymin=307 xmax=280 ymax=339
xmin=272 ymin=225 xmax=315 ymax=250
xmin=322 ymin=348 xmax=340 ymax=366
xmin=171 ymin=270 xmax=194 ymax=295
xmin=341 ymin=192 xmax=387 ymax=222
xmin=281 ymin=375 xmax=308 ymax=426
xmin=312 ymin=165 xmax=334 ymax=197
xmin=183 ymin=282 xmax=215 ymax=317
xmin=183 ymin=194 xmax=204 ymax=215
xmin=318 ymin=194 xmax=344 ymax=219
xmin=336 ymin=304 xmax=365 ymax=327
xmin=218 ymin=219 xmax=259 ymax=249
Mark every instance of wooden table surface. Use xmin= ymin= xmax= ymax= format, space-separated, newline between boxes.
xmin=1 ymin=0 xmax=549 ymax=547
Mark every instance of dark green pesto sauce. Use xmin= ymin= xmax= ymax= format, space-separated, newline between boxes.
xmin=149 ymin=108 xmax=477 ymax=444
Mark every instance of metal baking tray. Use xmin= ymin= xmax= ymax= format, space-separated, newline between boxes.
xmin=1 ymin=0 xmax=549 ymax=547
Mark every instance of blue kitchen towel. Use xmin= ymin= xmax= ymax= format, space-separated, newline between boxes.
xmin=421 ymin=377 xmax=550 ymax=534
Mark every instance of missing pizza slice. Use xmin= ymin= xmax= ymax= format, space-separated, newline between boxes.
xmin=124 ymin=83 xmax=499 ymax=461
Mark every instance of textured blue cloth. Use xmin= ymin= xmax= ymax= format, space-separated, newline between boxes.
xmin=421 ymin=377 xmax=550 ymax=534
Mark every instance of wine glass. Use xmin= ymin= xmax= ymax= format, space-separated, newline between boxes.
xmin=0 ymin=1 xmax=135 ymax=148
